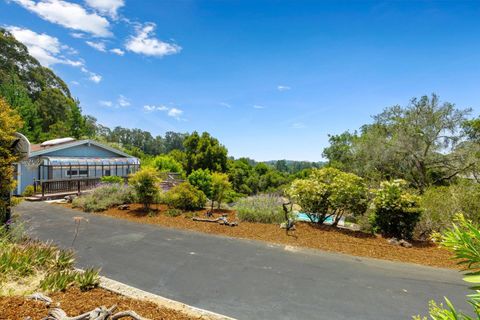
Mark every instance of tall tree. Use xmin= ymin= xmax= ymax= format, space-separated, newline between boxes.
xmin=183 ymin=131 xmax=228 ymax=174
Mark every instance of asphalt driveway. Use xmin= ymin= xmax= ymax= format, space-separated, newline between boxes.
xmin=15 ymin=201 xmax=469 ymax=320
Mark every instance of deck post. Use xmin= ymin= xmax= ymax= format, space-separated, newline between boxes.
xmin=77 ymin=180 xmax=81 ymax=195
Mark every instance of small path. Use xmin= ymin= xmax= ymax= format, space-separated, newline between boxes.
xmin=16 ymin=201 xmax=469 ymax=320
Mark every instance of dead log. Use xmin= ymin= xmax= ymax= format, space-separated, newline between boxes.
xmin=111 ymin=311 xmax=146 ymax=320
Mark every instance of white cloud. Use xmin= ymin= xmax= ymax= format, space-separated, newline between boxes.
xmin=100 ymin=100 xmax=113 ymax=107
xmin=12 ymin=0 xmax=112 ymax=37
xmin=168 ymin=107 xmax=183 ymax=119
xmin=253 ymin=105 xmax=265 ymax=109
xmin=219 ymin=102 xmax=232 ymax=108
xmin=143 ymin=104 xmax=184 ymax=120
xmin=71 ymin=80 xmax=80 ymax=85
xmin=117 ymin=95 xmax=130 ymax=107
xmin=85 ymin=0 xmax=124 ymax=19
xmin=277 ymin=85 xmax=291 ymax=91
xmin=6 ymin=26 xmax=83 ymax=67
xmin=144 ymin=105 xmax=168 ymax=112
xmin=110 ymin=48 xmax=124 ymax=56
xmin=125 ymin=22 xmax=181 ymax=57
xmin=89 ymin=73 xmax=102 ymax=83
xmin=291 ymin=122 xmax=306 ymax=129
xmin=70 ymin=32 xmax=86 ymax=39
xmin=86 ymin=41 xmax=106 ymax=52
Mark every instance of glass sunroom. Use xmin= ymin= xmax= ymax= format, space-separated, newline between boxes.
xmin=37 ymin=157 xmax=140 ymax=181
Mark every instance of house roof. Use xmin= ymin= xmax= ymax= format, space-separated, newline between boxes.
xmin=29 ymin=139 xmax=134 ymax=158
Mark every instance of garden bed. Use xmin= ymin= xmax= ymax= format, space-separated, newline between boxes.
xmin=60 ymin=203 xmax=458 ymax=269
xmin=0 ymin=286 xmax=197 ymax=320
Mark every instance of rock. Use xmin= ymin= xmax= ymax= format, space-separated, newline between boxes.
xmin=64 ymin=195 xmax=77 ymax=203
xmin=118 ymin=204 xmax=130 ymax=210
xmin=388 ymin=238 xmax=399 ymax=245
xmin=399 ymin=239 xmax=413 ymax=248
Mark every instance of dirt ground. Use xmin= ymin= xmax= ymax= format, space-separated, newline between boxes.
xmin=0 ymin=287 xmax=198 ymax=320
xmin=62 ymin=203 xmax=457 ymax=269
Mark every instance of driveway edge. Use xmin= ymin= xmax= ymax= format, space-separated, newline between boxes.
xmin=98 ymin=275 xmax=236 ymax=320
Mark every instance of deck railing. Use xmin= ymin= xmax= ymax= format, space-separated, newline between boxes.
xmin=36 ymin=177 xmax=103 ymax=198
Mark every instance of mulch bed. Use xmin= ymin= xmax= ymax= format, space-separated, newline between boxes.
xmin=0 ymin=287 xmax=198 ymax=320
xmin=62 ymin=203 xmax=458 ymax=269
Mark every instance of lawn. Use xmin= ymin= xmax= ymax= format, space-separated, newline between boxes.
xmin=61 ymin=202 xmax=457 ymax=269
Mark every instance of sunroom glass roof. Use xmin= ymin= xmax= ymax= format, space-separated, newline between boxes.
xmin=42 ymin=157 xmax=140 ymax=166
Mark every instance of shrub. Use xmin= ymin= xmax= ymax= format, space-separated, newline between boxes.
xmin=164 ymin=182 xmax=206 ymax=211
xmin=287 ymin=167 xmax=368 ymax=225
xmin=152 ymin=155 xmax=184 ymax=174
xmin=40 ymin=270 xmax=77 ymax=292
xmin=210 ymin=172 xmax=232 ymax=211
xmin=129 ymin=168 xmax=160 ymax=211
xmin=22 ymin=185 xmax=41 ymax=197
xmin=100 ymin=175 xmax=124 ymax=184
xmin=188 ymin=169 xmax=212 ymax=198
xmin=72 ymin=184 xmax=135 ymax=212
xmin=372 ymin=180 xmax=422 ymax=240
xmin=416 ymin=180 xmax=480 ymax=239
xmin=236 ymin=194 xmax=285 ymax=224
xmin=76 ymin=268 xmax=100 ymax=291
xmin=165 ymin=208 xmax=182 ymax=217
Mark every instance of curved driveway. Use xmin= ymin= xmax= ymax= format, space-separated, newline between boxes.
xmin=16 ymin=201 xmax=469 ymax=320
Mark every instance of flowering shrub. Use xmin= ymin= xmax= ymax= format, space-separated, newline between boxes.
xmin=72 ymin=184 xmax=135 ymax=212
xmin=235 ymin=194 xmax=285 ymax=224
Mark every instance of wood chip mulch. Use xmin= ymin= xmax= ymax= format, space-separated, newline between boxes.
xmin=0 ymin=287 xmax=198 ymax=320
xmin=63 ymin=203 xmax=458 ymax=269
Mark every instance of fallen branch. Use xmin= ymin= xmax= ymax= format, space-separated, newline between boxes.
xmin=193 ymin=215 xmax=238 ymax=227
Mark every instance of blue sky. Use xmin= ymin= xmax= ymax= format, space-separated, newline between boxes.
xmin=1 ymin=0 xmax=480 ymax=161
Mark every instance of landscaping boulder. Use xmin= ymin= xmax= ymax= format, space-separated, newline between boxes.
xmin=399 ymin=239 xmax=413 ymax=248
xmin=64 ymin=195 xmax=77 ymax=203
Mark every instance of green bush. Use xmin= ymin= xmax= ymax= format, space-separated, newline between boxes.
xmin=22 ymin=185 xmax=40 ymax=197
xmin=152 ymin=155 xmax=184 ymax=174
xmin=100 ymin=175 xmax=124 ymax=184
xmin=40 ymin=270 xmax=77 ymax=292
xmin=76 ymin=268 xmax=100 ymax=291
xmin=236 ymin=194 xmax=285 ymax=224
xmin=187 ymin=169 xmax=212 ymax=198
xmin=164 ymin=182 xmax=206 ymax=211
xmin=129 ymin=168 xmax=160 ymax=211
xmin=372 ymin=180 xmax=422 ymax=240
xmin=287 ymin=167 xmax=368 ymax=225
xmin=416 ymin=180 xmax=480 ymax=239
xmin=165 ymin=208 xmax=182 ymax=217
xmin=72 ymin=184 xmax=135 ymax=212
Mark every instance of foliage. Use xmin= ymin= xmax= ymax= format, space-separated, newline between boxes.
xmin=0 ymin=97 xmax=22 ymax=224
xmin=72 ymin=184 xmax=135 ymax=212
xmin=100 ymin=175 xmax=124 ymax=184
xmin=323 ymin=94 xmax=476 ymax=191
xmin=188 ymin=169 xmax=213 ymax=198
xmin=76 ymin=268 xmax=100 ymax=291
xmin=183 ymin=131 xmax=228 ymax=173
xmin=22 ymin=185 xmax=36 ymax=197
xmin=152 ymin=155 xmax=184 ymax=174
xmin=129 ymin=168 xmax=160 ymax=211
xmin=372 ymin=180 xmax=422 ymax=240
xmin=415 ymin=181 xmax=480 ymax=239
xmin=414 ymin=214 xmax=480 ymax=319
xmin=236 ymin=194 xmax=286 ymax=224
xmin=165 ymin=208 xmax=182 ymax=217
xmin=210 ymin=172 xmax=232 ymax=210
xmin=287 ymin=167 xmax=368 ymax=226
xmin=164 ymin=182 xmax=207 ymax=211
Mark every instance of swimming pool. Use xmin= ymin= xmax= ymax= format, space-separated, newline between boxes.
xmin=296 ymin=213 xmax=334 ymax=224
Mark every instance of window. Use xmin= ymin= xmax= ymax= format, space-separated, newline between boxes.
xmin=104 ymin=169 xmax=111 ymax=176
xmin=66 ymin=169 xmax=88 ymax=177
xmin=66 ymin=170 xmax=78 ymax=176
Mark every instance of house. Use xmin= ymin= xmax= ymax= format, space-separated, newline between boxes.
xmin=13 ymin=135 xmax=140 ymax=196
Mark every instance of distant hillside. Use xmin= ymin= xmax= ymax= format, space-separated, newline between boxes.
xmin=263 ymin=159 xmax=325 ymax=173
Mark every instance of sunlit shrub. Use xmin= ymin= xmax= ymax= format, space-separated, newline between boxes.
xmin=236 ymin=194 xmax=285 ymax=224
xmin=72 ymin=184 xmax=135 ymax=212
xmin=164 ymin=182 xmax=206 ymax=210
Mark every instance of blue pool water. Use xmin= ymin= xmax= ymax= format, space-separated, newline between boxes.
xmin=296 ymin=213 xmax=334 ymax=224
